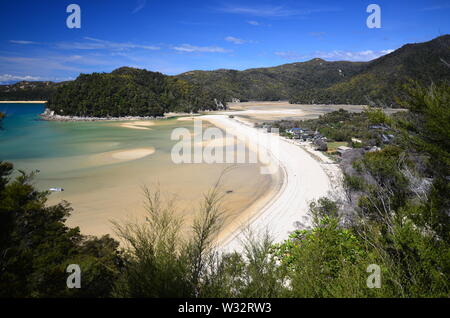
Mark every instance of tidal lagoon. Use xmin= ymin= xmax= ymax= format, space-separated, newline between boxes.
xmin=0 ymin=103 xmax=277 ymax=237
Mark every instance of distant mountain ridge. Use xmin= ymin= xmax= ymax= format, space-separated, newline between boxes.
xmin=177 ymin=59 xmax=367 ymax=101
xmin=0 ymin=81 xmax=63 ymax=101
xmin=290 ymin=35 xmax=450 ymax=106
xmin=0 ymin=35 xmax=448 ymax=110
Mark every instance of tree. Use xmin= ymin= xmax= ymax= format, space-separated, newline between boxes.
xmin=0 ymin=162 xmax=122 ymax=297
xmin=0 ymin=112 xmax=4 ymax=129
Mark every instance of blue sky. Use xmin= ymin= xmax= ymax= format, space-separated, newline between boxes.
xmin=0 ymin=0 xmax=449 ymax=83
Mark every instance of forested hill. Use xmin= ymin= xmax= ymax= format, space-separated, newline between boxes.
xmin=0 ymin=81 xmax=62 ymax=101
xmin=290 ymin=35 xmax=450 ymax=106
xmin=47 ymin=67 xmax=223 ymax=117
xmin=177 ymin=59 xmax=367 ymax=101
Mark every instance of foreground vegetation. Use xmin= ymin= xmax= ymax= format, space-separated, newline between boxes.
xmin=0 ymin=112 xmax=4 ymax=128
xmin=0 ymin=82 xmax=448 ymax=297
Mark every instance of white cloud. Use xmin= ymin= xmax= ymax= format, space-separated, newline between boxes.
xmin=219 ymin=5 xmax=339 ymax=17
xmin=247 ymin=20 xmax=260 ymax=26
xmin=0 ymin=54 xmax=117 ymax=80
xmin=132 ymin=0 xmax=147 ymax=14
xmin=57 ymin=37 xmax=160 ymax=51
xmin=173 ymin=44 xmax=231 ymax=53
xmin=225 ymin=36 xmax=248 ymax=44
xmin=0 ymin=74 xmax=74 ymax=84
xmin=9 ymin=40 xmax=37 ymax=45
xmin=0 ymin=56 xmax=82 ymax=72
xmin=315 ymin=49 xmax=394 ymax=61
xmin=220 ymin=5 xmax=300 ymax=17
xmin=275 ymin=49 xmax=394 ymax=62
xmin=0 ymin=74 xmax=43 ymax=83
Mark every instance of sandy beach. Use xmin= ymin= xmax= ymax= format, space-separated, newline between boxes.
xmin=204 ymin=114 xmax=341 ymax=252
xmin=222 ymin=101 xmax=407 ymax=123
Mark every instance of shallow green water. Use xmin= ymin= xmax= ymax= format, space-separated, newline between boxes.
xmin=0 ymin=104 xmax=176 ymax=160
xmin=0 ymin=104 xmax=274 ymax=237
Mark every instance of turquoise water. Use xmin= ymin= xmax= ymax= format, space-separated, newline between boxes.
xmin=0 ymin=103 xmax=176 ymax=160
xmin=0 ymin=103 xmax=274 ymax=237
xmin=0 ymin=104 xmax=50 ymax=159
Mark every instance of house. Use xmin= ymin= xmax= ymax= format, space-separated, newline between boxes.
xmin=286 ymin=128 xmax=319 ymax=141
xmin=336 ymin=146 xmax=352 ymax=156
xmin=300 ymin=130 xmax=316 ymax=141
xmin=351 ymin=137 xmax=362 ymax=144
xmin=287 ymin=128 xmax=304 ymax=134
xmin=287 ymin=128 xmax=304 ymax=139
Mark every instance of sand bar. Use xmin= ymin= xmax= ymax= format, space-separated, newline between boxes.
xmin=88 ymin=147 xmax=156 ymax=166
xmin=118 ymin=121 xmax=155 ymax=130
xmin=204 ymin=114 xmax=337 ymax=252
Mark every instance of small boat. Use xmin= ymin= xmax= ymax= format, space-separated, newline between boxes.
xmin=49 ymin=187 xmax=64 ymax=192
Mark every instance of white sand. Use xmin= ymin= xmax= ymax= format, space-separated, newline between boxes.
xmin=216 ymin=109 xmax=306 ymax=117
xmin=204 ymin=115 xmax=339 ymax=253
xmin=118 ymin=121 xmax=155 ymax=130
xmin=177 ymin=116 xmax=198 ymax=121
xmin=88 ymin=147 xmax=156 ymax=166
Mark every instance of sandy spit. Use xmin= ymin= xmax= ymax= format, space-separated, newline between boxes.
xmin=203 ymin=114 xmax=338 ymax=253
xmin=118 ymin=121 xmax=155 ymax=130
xmin=88 ymin=147 xmax=156 ymax=166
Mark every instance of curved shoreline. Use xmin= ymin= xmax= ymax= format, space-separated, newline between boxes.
xmin=203 ymin=114 xmax=339 ymax=253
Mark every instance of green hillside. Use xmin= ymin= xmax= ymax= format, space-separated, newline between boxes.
xmin=290 ymin=35 xmax=450 ymax=106
xmin=0 ymin=81 xmax=62 ymax=101
xmin=47 ymin=67 xmax=223 ymax=117
xmin=177 ymin=59 xmax=366 ymax=101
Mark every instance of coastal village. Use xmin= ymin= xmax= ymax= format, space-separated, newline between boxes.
xmin=258 ymin=119 xmax=393 ymax=160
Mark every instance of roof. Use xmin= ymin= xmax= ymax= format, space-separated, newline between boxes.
xmin=337 ymin=146 xmax=352 ymax=151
